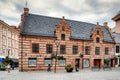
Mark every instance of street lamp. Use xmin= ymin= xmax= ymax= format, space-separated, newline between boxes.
xmin=80 ymin=53 xmax=84 ymax=69
xmin=54 ymin=40 xmax=60 ymax=73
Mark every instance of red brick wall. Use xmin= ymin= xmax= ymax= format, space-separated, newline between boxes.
xmin=19 ymin=18 xmax=115 ymax=71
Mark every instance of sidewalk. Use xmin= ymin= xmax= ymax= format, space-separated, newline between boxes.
xmin=0 ymin=68 xmax=120 ymax=80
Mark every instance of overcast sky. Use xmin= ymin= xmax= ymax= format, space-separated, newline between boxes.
xmin=0 ymin=0 xmax=120 ymax=28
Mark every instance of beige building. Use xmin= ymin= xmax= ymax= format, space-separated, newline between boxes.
xmin=112 ymin=11 xmax=120 ymax=67
xmin=0 ymin=20 xmax=19 ymax=61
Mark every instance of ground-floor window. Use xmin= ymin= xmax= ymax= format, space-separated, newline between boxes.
xmin=58 ymin=58 xmax=66 ymax=66
xmin=44 ymin=58 xmax=52 ymax=66
xmin=83 ymin=59 xmax=90 ymax=68
xmin=115 ymin=58 xmax=118 ymax=65
xmin=28 ymin=58 xmax=37 ymax=66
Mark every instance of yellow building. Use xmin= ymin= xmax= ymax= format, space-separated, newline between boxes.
xmin=0 ymin=20 xmax=19 ymax=62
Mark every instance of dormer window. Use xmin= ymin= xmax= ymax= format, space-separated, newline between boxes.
xmin=61 ymin=34 xmax=65 ymax=40
xmin=97 ymin=30 xmax=99 ymax=35
xmin=62 ymin=26 xmax=65 ymax=31
xmin=96 ymin=37 xmax=100 ymax=43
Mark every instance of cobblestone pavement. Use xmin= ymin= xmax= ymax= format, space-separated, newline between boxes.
xmin=0 ymin=68 xmax=120 ymax=80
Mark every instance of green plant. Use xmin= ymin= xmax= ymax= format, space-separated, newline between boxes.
xmin=104 ymin=58 xmax=110 ymax=66
xmin=51 ymin=54 xmax=56 ymax=59
xmin=4 ymin=56 xmax=13 ymax=64
xmin=65 ymin=64 xmax=74 ymax=72
xmin=0 ymin=63 xmax=6 ymax=70
xmin=58 ymin=56 xmax=64 ymax=60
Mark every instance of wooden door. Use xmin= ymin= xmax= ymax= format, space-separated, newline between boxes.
xmin=94 ymin=59 xmax=101 ymax=68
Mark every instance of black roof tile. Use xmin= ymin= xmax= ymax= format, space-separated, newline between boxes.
xmin=21 ymin=14 xmax=114 ymax=43
xmin=112 ymin=33 xmax=120 ymax=43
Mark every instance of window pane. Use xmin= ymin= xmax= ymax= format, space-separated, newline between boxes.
xmin=73 ymin=46 xmax=78 ymax=54
xmin=62 ymin=26 xmax=65 ymax=31
xmin=85 ymin=46 xmax=90 ymax=55
xmin=28 ymin=58 xmax=37 ymax=66
xmin=44 ymin=58 xmax=52 ymax=66
xmin=105 ymin=47 xmax=109 ymax=54
xmin=83 ymin=59 xmax=90 ymax=68
xmin=32 ymin=44 xmax=39 ymax=53
xmin=47 ymin=44 xmax=52 ymax=53
xmin=116 ymin=46 xmax=120 ymax=53
xmin=95 ymin=47 xmax=100 ymax=55
xmin=60 ymin=45 xmax=66 ymax=54
xmin=97 ymin=30 xmax=99 ymax=35
xmin=115 ymin=58 xmax=118 ymax=65
xmin=61 ymin=34 xmax=65 ymax=40
xmin=96 ymin=37 xmax=100 ymax=43
xmin=58 ymin=58 xmax=66 ymax=66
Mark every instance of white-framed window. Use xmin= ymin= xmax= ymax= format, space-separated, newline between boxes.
xmin=44 ymin=58 xmax=52 ymax=66
xmin=12 ymin=40 xmax=14 ymax=47
xmin=58 ymin=58 xmax=66 ymax=66
xmin=8 ymin=31 xmax=11 ymax=38
xmin=15 ymin=41 xmax=18 ymax=48
xmin=28 ymin=58 xmax=37 ymax=66
xmin=16 ymin=49 xmax=18 ymax=57
xmin=2 ymin=28 xmax=4 ymax=35
xmin=15 ymin=35 xmax=18 ymax=40
xmin=83 ymin=59 xmax=90 ymax=68
xmin=11 ymin=49 xmax=13 ymax=56
xmin=12 ymin=33 xmax=14 ymax=39
xmin=14 ymin=49 xmax=16 ymax=57
xmin=8 ymin=39 xmax=11 ymax=46
xmin=2 ymin=37 xmax=5 ymax=44
xmin=2 ymin=49 xmax=5 ymax=54
xmin=2 ymin=28 xmax=6 ymax=35
xmin=4 ymin=29 xmax=6 ymax=35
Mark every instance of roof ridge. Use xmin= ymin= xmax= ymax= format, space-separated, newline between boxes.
xmin=28 ymin=13 xmax=97 ymax=26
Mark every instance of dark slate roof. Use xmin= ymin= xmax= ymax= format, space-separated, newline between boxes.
xmin=112 ymin=33 xmax=120 ymax=44
xmin=21 ymin=13 xmax=114 ymax=43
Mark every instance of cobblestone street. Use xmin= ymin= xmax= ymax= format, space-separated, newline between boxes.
xmin=0 ymin=68 xmax=120 ymax=80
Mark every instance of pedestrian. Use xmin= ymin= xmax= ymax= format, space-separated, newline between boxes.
xmin=47 ymin=64 xmax=51 ymax=72
xmin=7 ymin=64 xmax=11 ymax=73
xmin=75 ymin=64 xmax=79 ymax=72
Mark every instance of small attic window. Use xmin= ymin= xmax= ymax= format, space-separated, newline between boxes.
xmin=61 ymin=34 xmax=65 ymax=40
xmin=96 ymin=37 xmax=100 ymax=43
xmin=97 ymin=30 xmax=99 ymax=35
xmin=62 ymin=26 xmax=65 ymax=31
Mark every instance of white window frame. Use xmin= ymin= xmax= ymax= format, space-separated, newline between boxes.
xmin=44 ymin=58 xmax=52 ymax=66
xmin=28 ymin=58 xmax=37 ymax=66
xmin=83 ymin=59 xmax=90 ymax=68
xmin=58 ymin=58 xmax=66 ymax=66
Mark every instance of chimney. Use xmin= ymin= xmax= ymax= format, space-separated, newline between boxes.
xmin=62 ymin=16 xmax=65 ymax=19
xmin=24 ymin=8 xmax=29 ymax=16
xmin=104 ymin=22 xmax=108 ymax=27
xmin=10 ymin=25 xmax=16 ymax=29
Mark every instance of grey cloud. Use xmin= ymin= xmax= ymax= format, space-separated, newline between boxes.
xmin=0 ymin=0 xmax=120 ymax=28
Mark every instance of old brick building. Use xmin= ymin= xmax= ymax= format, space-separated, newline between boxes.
xmin=19 ymin=7 xmax=115 ymax=71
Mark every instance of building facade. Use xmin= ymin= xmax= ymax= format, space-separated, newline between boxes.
xmin=0 ymin=20 xmax=19 ymax=62
xmin=112 ymin=11 xmax=120 ymax=67
xmin=19 ymin=7 xmax=115 ymax=71
xmin=113 ymin=33 xmax=120 ymax=67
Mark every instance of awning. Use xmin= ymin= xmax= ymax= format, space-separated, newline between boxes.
xmin=0 ymin=58 xmax=3 ymax=62
xmin=0 ymin=55 xmax=5 ymax=58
